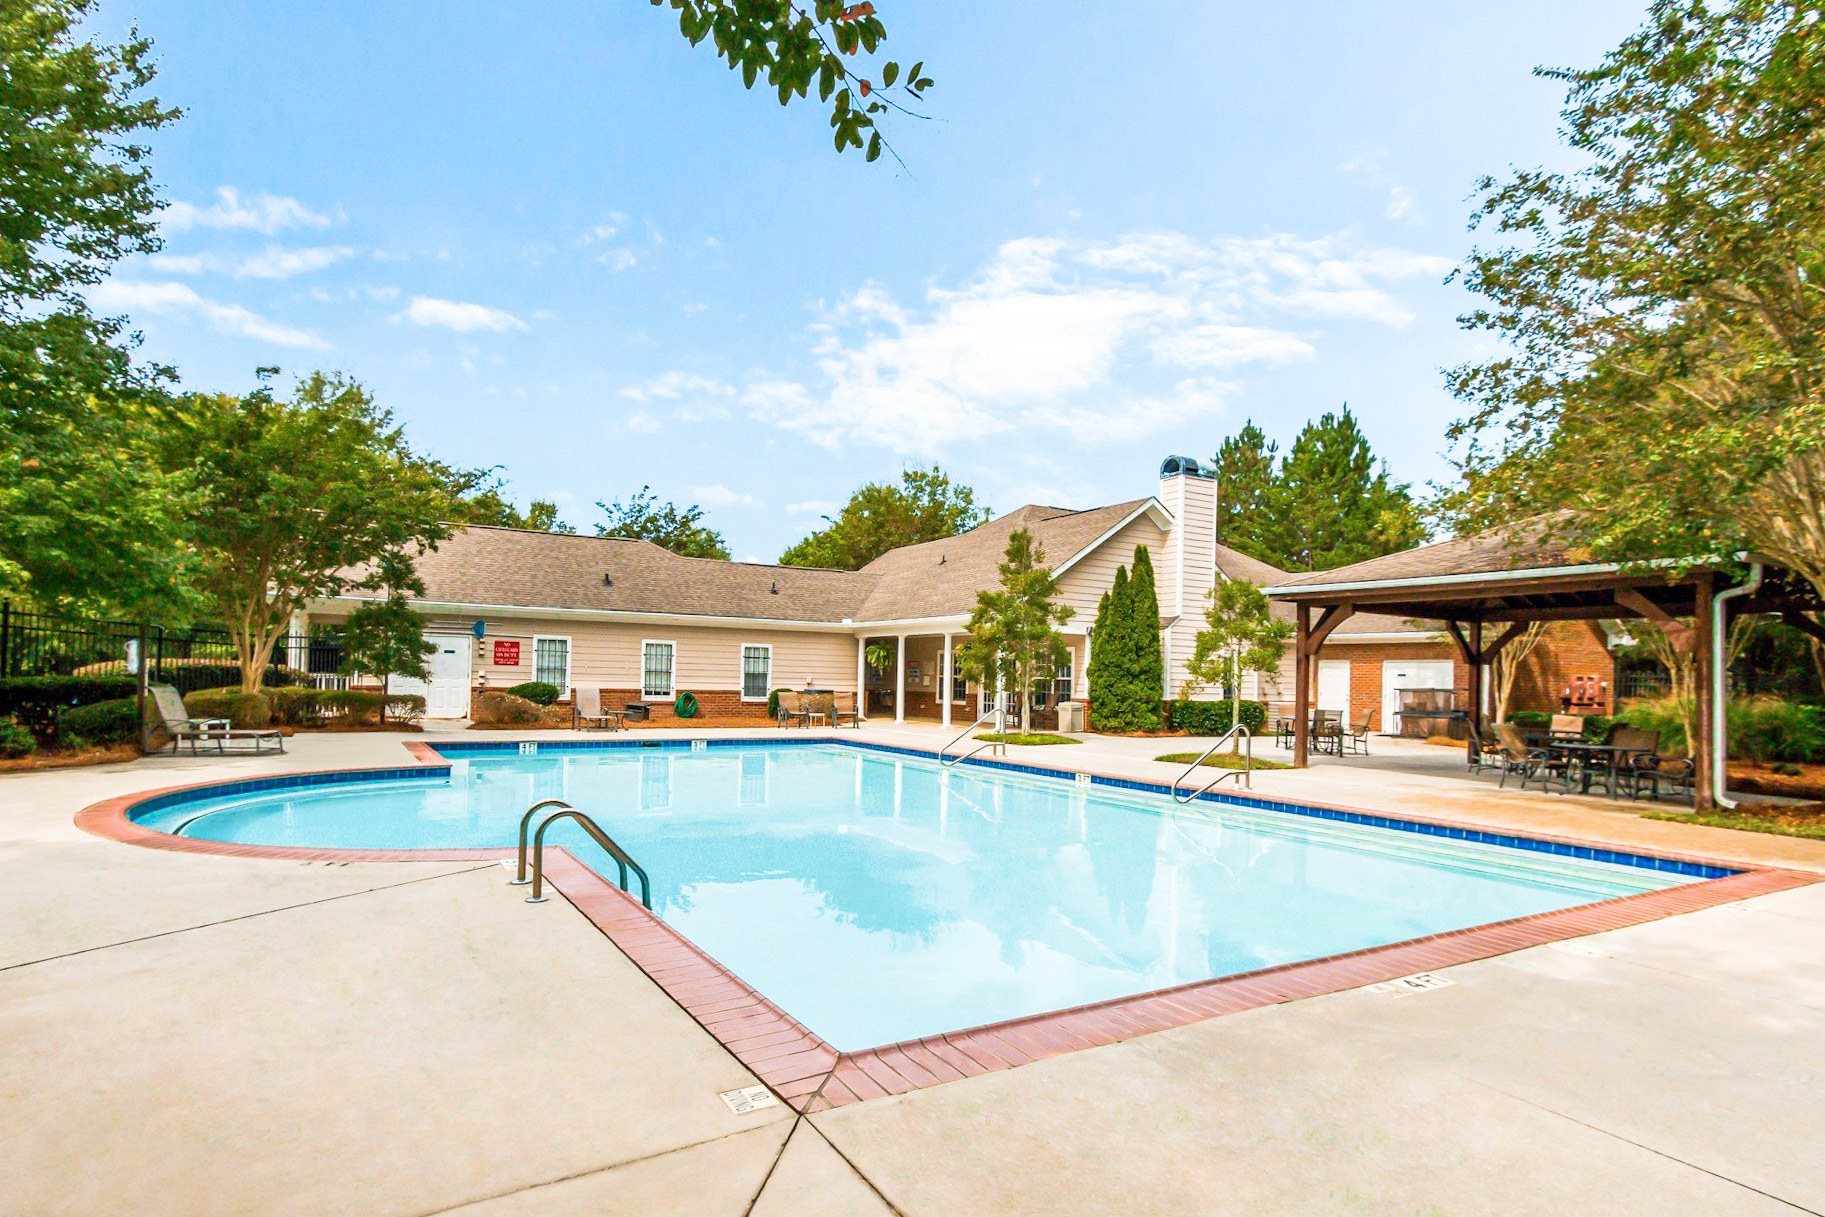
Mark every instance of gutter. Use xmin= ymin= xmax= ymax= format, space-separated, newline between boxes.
xmin=1711 ymin=562 xmax=1762 ymax=810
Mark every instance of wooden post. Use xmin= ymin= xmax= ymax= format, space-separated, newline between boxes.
xmin=1293 ymin=603 xmax=1312 ymax=768
xmin=1465 ymin=619 xmax=1484 ymax=763
xmin=1692 ymin=573 xmax=1716 ymax=811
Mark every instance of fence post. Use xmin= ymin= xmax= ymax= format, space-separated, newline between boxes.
xmin=135 ymin=622 xmax=149 ymax=755
xmin=1 ymin=598 xmax=10 ymax=679
xmin=153 ymin=625 xmax=165 ymax=685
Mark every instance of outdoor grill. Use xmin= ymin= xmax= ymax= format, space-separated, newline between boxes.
xmin=1395 ymin=688 xmax=1467 ymax=740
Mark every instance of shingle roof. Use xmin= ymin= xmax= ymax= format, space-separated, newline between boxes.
xmin=852 ymin=500 xmax=1157 ymax=622
xmin=1265 ymin=513 xmax=1588 ymax=591
xmin=385 ymin=526 xmax=878 ymax=623
xmin=1215 ymin=543 xmax=1435 ymax=637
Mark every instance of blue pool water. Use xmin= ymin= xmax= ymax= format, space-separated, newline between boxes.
xmin=135 ymin=742 xmax=1703 ymax=1050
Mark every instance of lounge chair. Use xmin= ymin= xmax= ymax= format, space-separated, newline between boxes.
xmin=1617 ymin=728 xmax=1694 ymax=801
xmin=1341 ymin=708 xmax=1375 ymax=756
xmin=831 ymin=691 xmax=861 ymax=728
xmin=1495 ymin=722 xmax=1570 ymax=793
xmin=776 ymin=691 xmax=809 ymax=728
xmin=572 ymin=687 xmax=625 ymax=731
xmin=1466 ymin=727 xmax=1497 ymax=774
xmin=148 ymin=684 xmax=284 ymax=756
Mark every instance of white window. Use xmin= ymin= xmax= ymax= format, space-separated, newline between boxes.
xmin=1054 ymin=653 xmax=1074 ymax=701
xmin=740 ymin=644 xmax=772 ymax=701
xmin=533 ymin=636 xmax=571 ymax=692
xmin=642 ymin=640 xmax=675 ymax=699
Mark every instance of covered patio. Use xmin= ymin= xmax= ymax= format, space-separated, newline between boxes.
xmin=1264 ymin=523 xmax=1824 ymax=810
xmin=856 ymin=629 xmax=1088 ymax=730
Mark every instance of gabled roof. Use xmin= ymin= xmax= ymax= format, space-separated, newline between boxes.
xmin=852 ymin=499 xmax=1160 ymax=622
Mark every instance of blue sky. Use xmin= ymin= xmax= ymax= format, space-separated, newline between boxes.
xmin=89 ymin=1 xmax=1646 ymax=562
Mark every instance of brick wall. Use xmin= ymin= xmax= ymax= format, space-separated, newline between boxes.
xmin=1505 ymin=621 xmax=1616 ymax=716
xmin=1323 ymin=642 xmax=1468 ymax=732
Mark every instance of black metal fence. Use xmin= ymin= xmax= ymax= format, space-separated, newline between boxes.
xmin=0 ymin=600 xmax=342 ymax=694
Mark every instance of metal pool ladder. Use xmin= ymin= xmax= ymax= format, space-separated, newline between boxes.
xmin=1172 ymin=725 xmax=1253 ymax=803
xmin=510 ymin=798 xmax=651 ymax=908
xmin=941 ymin=706 xmax=1007 ymax=768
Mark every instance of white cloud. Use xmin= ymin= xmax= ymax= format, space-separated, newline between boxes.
xmin=163 ymin=187 xmax=337 ymax=234
xmin=688 ymin=483 xmax=760 ymax=509
xmin=1385 ymin=186 xmax=1418 ymax=223
xmin=785 ymin=499 xmax=840 ymax=516
xmin=395 ymin=295 xmax=527 ymax=333
xmin=90 ymin=279 xmax=328 ymax=349
xmin=580 ymin=213 xmax=629 ymax=245
xmin=737 ymin=229 xmax=1447 ymax=454
xmin=599 ymin=248 xmax=639 ymax=272
xmin=623 ymin=409 xmax=662 ymax=434
xmin=618 ymin=371 xmax=734 ymax=403
xmin=149 ymin=245 xmax=355 ymax=279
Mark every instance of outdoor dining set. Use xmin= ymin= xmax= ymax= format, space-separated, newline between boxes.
xmin=1473 ymin=714 xmax=1694 ymax=802
xmin=1274 ymin=709 xmax=1376 ymax=757
xmin=775 ymin=689 xmax=861 ymax=729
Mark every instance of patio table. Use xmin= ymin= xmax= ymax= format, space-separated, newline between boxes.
xmin=1548 ymin=741 xmax=1652 ymax=798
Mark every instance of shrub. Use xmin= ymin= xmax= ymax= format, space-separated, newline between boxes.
xmin=1617 ymin=697 xmax=1690 ymax=756
xmin=56 ymin=698 xmax=141 ymax=746
xmin=1728 ymin=695 xmax=1825 ymax=764
xmin=1171 ymin=699 xmax=1266 ymax=736
xmin=0 ymin=675 xmax=139 ymax=739
xmin=0 ymin=716 xmax=36 ymax=758
xmin=1505 ymin=710 xmax=1552 ymax=730
xmin=183 ymin=687 xmax=274 ymax=729
xmin=314 ymin=689 xmax=425 ymax=726
xmin=505 ymin=681 xmax=561 ymax=706
xmin=1088 ymin=550 xmax=1165 ymax=732
xmin=473 ymin=691 xmax=544 ymax=726
xmin=267 ymin=686 xmax=328 ymax=727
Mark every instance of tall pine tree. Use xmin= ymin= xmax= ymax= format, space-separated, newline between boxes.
xmin=1209 ymin=407 xmax=1427 ymax=572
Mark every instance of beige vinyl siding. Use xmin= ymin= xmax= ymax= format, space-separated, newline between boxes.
xmin=411 ymin=615 xmax=859 ymax=698
xmin=1053 ymin=517 xmax=1169 ymax=619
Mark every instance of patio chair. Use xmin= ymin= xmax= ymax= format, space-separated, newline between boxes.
xmin=776 ymin=690 xmax=810 ymax=729
xmin=1312 ymin=709 xmax=1344 ymax=756
xmin=1549 ymin=713 xmax=1586 ymax=741
xmin=831 ymin=691 xmax=862 ymax=729
xmin=571 ymin=687 xmax=625 ymax=731
xmin=1466 ymin=727 xmax=1497 ymax=774
xmin=1341 ymin=708 xmax=1376 ymax=756
xmin=148 ymin=684 xmax=284 ymax=756
xmin=1495 ymin=723 xmax=1570 ymax=793
xmin=1617 ymin=729 xmax=1694 ymax=801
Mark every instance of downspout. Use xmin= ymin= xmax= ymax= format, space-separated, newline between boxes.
xmin=1711 ymin=562 xmax=1763 ymax=810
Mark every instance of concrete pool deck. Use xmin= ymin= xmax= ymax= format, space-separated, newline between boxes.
xmin=4 ymin=725 xmax=1824 ymax=1215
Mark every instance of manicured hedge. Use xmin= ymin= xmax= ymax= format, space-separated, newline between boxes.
xmin=0 ymin=675 xmax=139 ymax=739
xmin=184 ymin=688 xmax=273 ymax=728
xmin=56 ymin=698 xmax=141 ymax=745
xmin=505 ymin=681 xmax=561 ymax=706
xmin=1172 ymin=698 xmax=1266 ymax=736
xmin=315 ymin=689 xmax=425 ymax=725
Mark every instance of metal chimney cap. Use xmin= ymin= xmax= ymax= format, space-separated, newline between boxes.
xmin=1160 ymin=455 xmax=1213 ymax=479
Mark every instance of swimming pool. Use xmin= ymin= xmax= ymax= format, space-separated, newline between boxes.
xmin=125 ymin=740 xmax=1718 ymax=1052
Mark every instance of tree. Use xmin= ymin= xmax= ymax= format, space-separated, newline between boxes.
xmin=1272 ymin=408 xmax=1427 ymax=572
xmin=157 ymin=373 xmax=480 ymax=692
xmin=955 ymin=529 xmax=1072 ymax=733
xmin=1087 ymin=546 xmax=1165 ymax=732
xmin=652 ymin=0 xmax=933 ymax=164
xmin=594 ymin=487 xmax=730 ymax=559
xmin=1444 ymin=0 xmax=1825 ymax=610
xmin=337 ymin=556 xmax=434 ymax=726
xmin=1211 ymin=422 xmax=1281 ymax=566
xmin=453 ymin=483 xmax=575 ymax=534
xmin=1185 ymin=579 xmax=1293 ymax=743
xmin=0 ymin=0 xmax=185 ymax=612
xmin=779 ymin=465 xmax=987 ymax=569
xmin=1490 ymin=620 xmax=1548 ymax=724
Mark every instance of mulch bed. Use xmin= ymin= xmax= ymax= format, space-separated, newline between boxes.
xmin=0 ymin=744 xmax=141 ymax=774
xmin=1727 ymin=760 xmax=1825 ymax=802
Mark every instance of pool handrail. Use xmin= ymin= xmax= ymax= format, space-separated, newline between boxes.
xmin=526 ymin=807 xmax=651 ymax=908
xmin=941 ymin=706 xmax=1007 ymax=768
xmin=510 ymin=799 xmax=575 ymax=886
xmin=1172 ymin=725 xmax=1253 ymax=802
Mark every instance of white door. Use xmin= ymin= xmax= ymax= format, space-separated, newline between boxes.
xmin=413 ymin=634 xmax=473 ymax=719
xmin=1382 ymin=660 xmax=1455 ymax=735
xmin=1317 ymin=660 xmax=1351 ymax=714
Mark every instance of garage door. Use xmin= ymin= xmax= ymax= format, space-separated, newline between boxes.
xmin=1382 ymin=660 xmax=1455 ymax=735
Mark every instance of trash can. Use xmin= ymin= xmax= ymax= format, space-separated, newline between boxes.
xmin=1056 ymin=701 xmax=1085 ymax=733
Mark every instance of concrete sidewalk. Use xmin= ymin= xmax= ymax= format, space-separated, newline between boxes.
xmin=3 ymin=727 xmax=1821 ymax=1215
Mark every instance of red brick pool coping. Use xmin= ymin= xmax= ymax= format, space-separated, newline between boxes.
xmin=73 ymin=738 xmax=1821 ymax=1112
